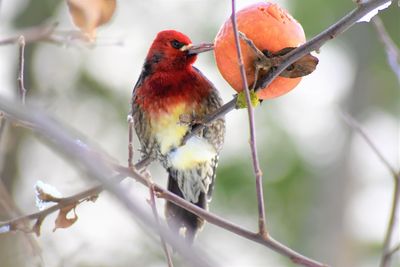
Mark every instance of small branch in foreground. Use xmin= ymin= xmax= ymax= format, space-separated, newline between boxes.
xmin=129 ymin=106 xmax=172 ymax=265
xmin=127 ymin=115 xmax=134 ymax=168
xmin=146 ymin=175 xmax=174 ymax=267
xmin=0 ymin=23 xmax=57 ymax=46
xmin=341 ymin=112 xmax=400 ymax=267
xmin=0 ymin=100 xmax=214 ymax=267
xmin=380 ymin=173 xmax=400 ymax=267
xmin=118 ymin=166 xmax=328 ymax=267
xmin=17 ymin=36 xmax=27 ymax=104
xmin=372 ymin=16 xmax=400 ymax=84
xmin=0 ymin=113 xmax=6 ymax=145
xmin=340 ymin=111 xmax=397 ymax=176
xmin=230 ymin=0 xmax=267 ymax=236
xmin=0 ymin=99 xmax=328 ymax=267
xmin=387 ymin=242 xmax=400 ymax=258
xmin=0 ymin=184 xmax=104 ymax=234
xmin=0 ymin=23 xmax=123 ymax=48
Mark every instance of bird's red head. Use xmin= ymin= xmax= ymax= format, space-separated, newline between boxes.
xmin=146 ymin=30 xmax=197 ymax=71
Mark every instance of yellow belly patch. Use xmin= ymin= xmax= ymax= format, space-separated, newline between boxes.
xmin=152 ymin=103 xmax=190 ymax=155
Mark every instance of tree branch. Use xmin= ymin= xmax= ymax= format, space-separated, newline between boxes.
xmin=380 ymin=172 xmax=400 ymax=267
xmin=230 ymin=0 xmax=267 ymax=236
xmin=0 ymin=99 xmax=327 ymax=267
xmin=387 ymin=242 xmax=400 ymax=258
xmin=0 ymin=112 xmax=6 ymax=147
xmin=0 ymin=23 xmax=57 ymax=45
xmin=0 ymin=23 xmax=122 ymax=47
xmin=146 ymin=176 xmax=174 ymax=267
xmin=341 ymin=112 xmax=400 ymax=267
xmin=17 ymin=36 xmax=27 ymax=104
xmin=372 ymin=16 xmax=400 ymax=84
xmin=127 ymin=115 xmax=134 ymax=168
xmin=0 ymin=99 xmax=215 ymax=267
xmin=340 ymin=111 xmax=397 ymax=177
xmin=118 ymin=165 xmax=328 ymax=267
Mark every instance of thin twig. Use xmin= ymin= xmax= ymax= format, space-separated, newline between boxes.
xmin=183 ymin=0 xmax=392 ymax=144
xmin=119 ymin=165 xmax=327 ymax=267
xmin=341 ymin=112 xmax=400 ymax=267
xmin=0 ymin=184 xmax=104 ymax=231
xmin=146 ymin=175 xmax=174 ymax=267
xmin=127 ymin=115 xmax=134 ymax=168
xmin=0 ymin=23 xmax=57 ymax=45
xmin=372 ymin=16 xmax=400 ymax=84
xmin=387 ymin=242 xmax=400 ymax=258
xmin=17 ymin=36 xmax=27 ymax=104
xmin=340 ymin=111 xmax=397 ymax=176
xmin=129 ymin=109 xmax=172 ymax=265
xmin=380 ymin=173 xmax=400 ymax=267
xmin=0 ymin=114 xmax=6 ymax=145
xmin=0 ymin=23 xmax=122 ymax=48
xmin=230 ymin=0 xmax=267 ymax=236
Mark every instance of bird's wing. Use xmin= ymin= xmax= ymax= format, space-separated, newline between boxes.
xmin=130 ymin=69 xmax=157 ymax=160
xmin=201 ymin=89 xmax=225 ymax=201
xmin=193 ymin=67 xmax=226 ymax=201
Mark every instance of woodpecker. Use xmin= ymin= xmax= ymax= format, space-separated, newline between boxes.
xmin=130 ymin=30 xmax=225 ymax=243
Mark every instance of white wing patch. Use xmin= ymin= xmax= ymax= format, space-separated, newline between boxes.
xmin=170 ymin=136 xmax=216 ymax=170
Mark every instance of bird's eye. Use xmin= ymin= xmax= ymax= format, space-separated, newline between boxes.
xmin=171 ymin=40 xmax=184 ymax=49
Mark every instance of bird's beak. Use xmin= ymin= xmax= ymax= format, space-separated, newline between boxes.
xmin=181 ymin=43 xmax=214 ymax=55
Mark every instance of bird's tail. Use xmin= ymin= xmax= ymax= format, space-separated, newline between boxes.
xmin=165 ymin=171 xmax=207 ymax=244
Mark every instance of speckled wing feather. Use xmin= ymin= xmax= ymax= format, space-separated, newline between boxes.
xmin=130 ymin=71 xmax=158 ymax=160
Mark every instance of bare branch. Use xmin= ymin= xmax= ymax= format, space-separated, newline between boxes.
xmin=0 ymin=184 xmax=103 ymax=233
xmin=0 ymin=100 xmax=215 ymax=267
xmin=387 ymin=242 xmax=400 ymax=258
xmin=0 ymin=113 xmax=6 ymax=145
xmin=380 ymin=173 xmax=400 ymax=267
xmin=230 ymin=0 xmax=267 ymax=236
xmin=340 ymin=111 xmax=397 ymax=177
xmin=372 ymin=16 xmax=400 ymax=84
xmin=0 ymin=23 xmax=57 ymax=45
xmin=0 ymin=99 xmax=328 ymax=267
xmin=129 ymin=108 xmax=172 ymax=265
xmin=117 ymin=165 xmax=328 ymax=267
xmin=127 ymin=115 xmax=134 ymax=168
xmin=17 ymin=36 xmax=27 ymax=104
xmin=0 ymin=23 xmax=123 ymax=48
xmin=341 ymin=111 xmax=399 ymax=267
xmin=146 ymin=175 xmax=174 ymax=267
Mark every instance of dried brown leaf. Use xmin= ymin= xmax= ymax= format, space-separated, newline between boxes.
xmin=67 ymin=0 xmax=116 ymax=39
xmin=53 ymin=204 xmax=78 ymax=232
xmin=281 ymin=53 xmax=319 ymax=78
xmin=264 ymin=47 xmax=319 ymax=78
xmin=36 ymin=186 xmax=61 ymax=203
xmin=32 ymin=216 xmax=45 ymax=237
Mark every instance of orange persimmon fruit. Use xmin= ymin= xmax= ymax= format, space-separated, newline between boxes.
xmin=214 ymin=2 xmax=306 ymax=99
